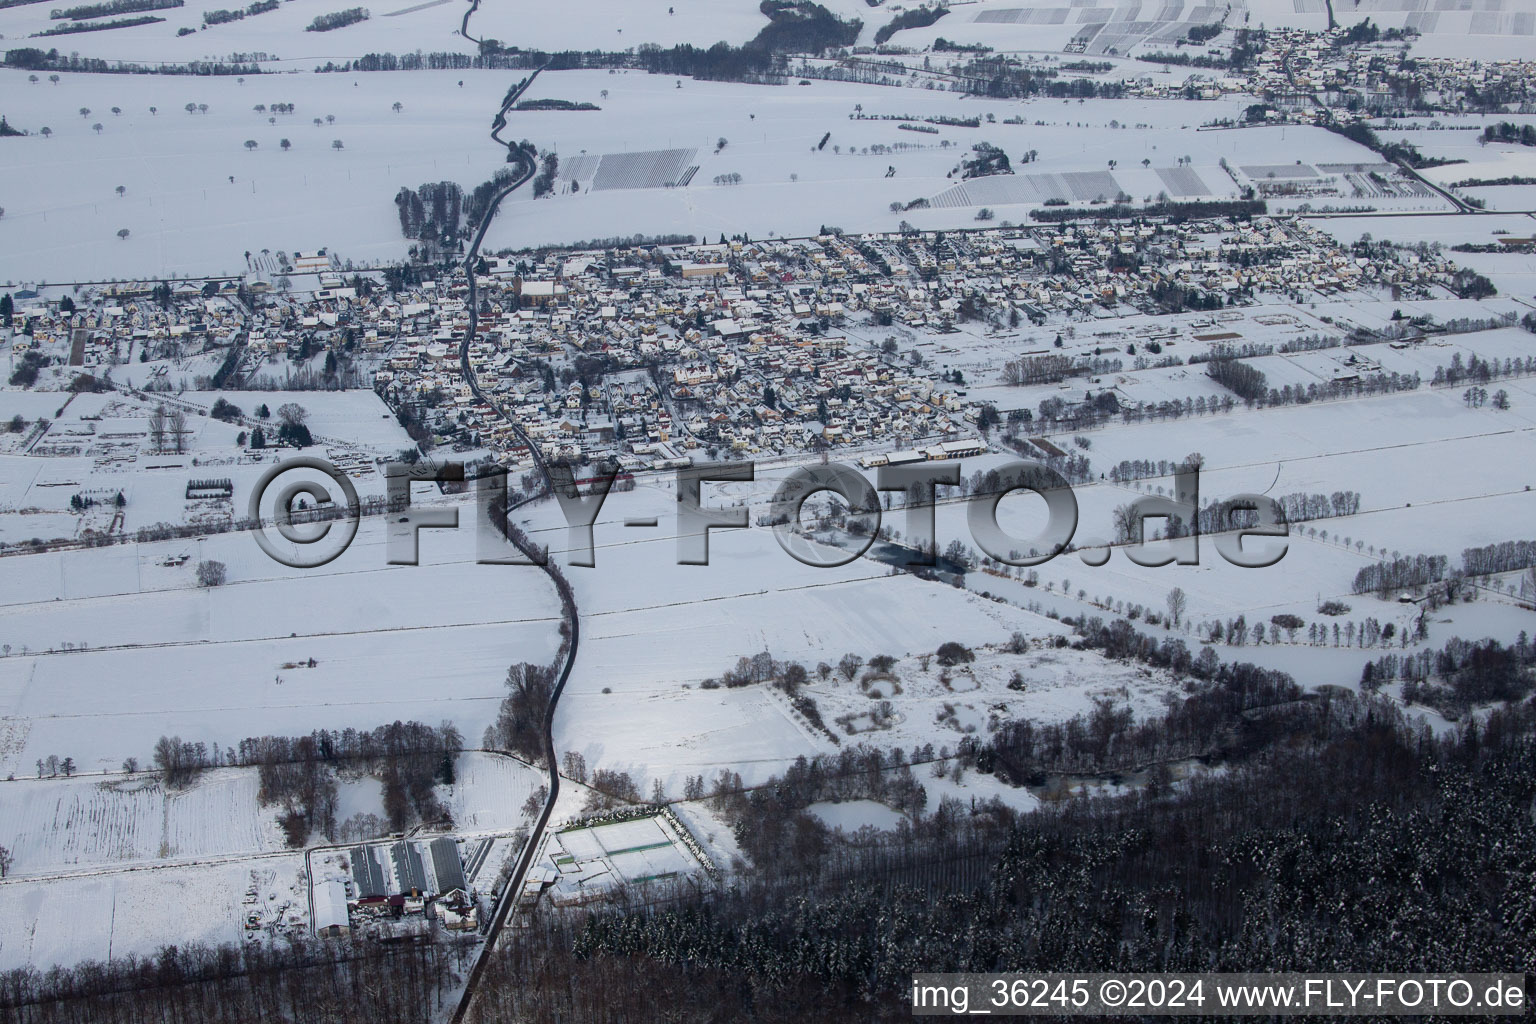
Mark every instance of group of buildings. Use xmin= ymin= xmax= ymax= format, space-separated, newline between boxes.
xmin=364 ymin=215 xmax=1458 ymax=466
xmin=1229 ymin=26 xmax=1536 ymax=113
xmin=4 ymin=210 xmax=1470 ymax=474
xmin=312 ymin=837 xmax=477 ymax=938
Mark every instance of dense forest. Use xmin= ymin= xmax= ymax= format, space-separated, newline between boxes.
xmin=0 ymin=935 xmax=466 ymax=1024
xmin=1204 ymin=355 xmax=1267 ymax=400
xmin=393 ymin=180 xmax=465 ymax=248
xmin=305 ymin=5 xmax=367 ymax=31
xmin=873 ymin=4 xmax=947 ymax=45
xmin=470 ymin=692 xmax=1536 ymax=1022
xmin=1481 ymin=121 xmax=1536 ymax=147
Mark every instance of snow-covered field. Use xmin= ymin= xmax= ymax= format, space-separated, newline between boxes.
xmin=0 ymin=513 xmax=562 ymax=775
xmin=0 ymin=66 xmax=1336 ymax=283
xmin=0 ymin=768 xmax=284 ymax=875
xmin=0 ymin=852 xmax=306 ymax=971
xmin=449 ymin=750 xmax=544 ymax=832
xmin=496 ymin=478 xmax=1167 ymax=800
xmin=0 ymin=0 xmax=474 ymax=64
xmin=0 ymin=68 xmax=512 ymax=283
xmin=485 ymin=75 xmax=1367 ymax=250
xmin=470 ymin=0 xmax=877 ymax=51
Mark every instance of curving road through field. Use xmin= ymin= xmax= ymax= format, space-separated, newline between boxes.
xmin=446 ymin=47 xmax=573 ymax=1024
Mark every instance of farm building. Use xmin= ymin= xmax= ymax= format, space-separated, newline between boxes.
xmin=313 ymin=878 xmax=351 ymax=938
xmin=347 ymin=838 xmax=469 ymax=908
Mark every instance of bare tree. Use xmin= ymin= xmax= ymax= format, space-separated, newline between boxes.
xmin=148 ymin=405 xmax=167 ymax=452
xmin=1112 ymin=503 xmax=1138 ymax=544
xmin=1166 ymin=586 xmax=1187 ymax=628
xmin=169 ymin=408 xmax=188 ymax=453
xmin=0 ymin=845 xmax=10 ymax=878
xmin=561 ymin=750 xmax=588 ymax=784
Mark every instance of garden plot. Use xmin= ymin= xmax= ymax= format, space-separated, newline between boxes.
xmin=584 ymin=148 xmax=699 ymax=191
xmin=1156 ymin=165 xmax=1212 ymax=196
xmin=1352 ymin=328 xmax=1536 ymax=376
xmin=0 ymin=389 xmax=411 ymax=555
xmin=807 ymin=644 xmax=1178 ymax=752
